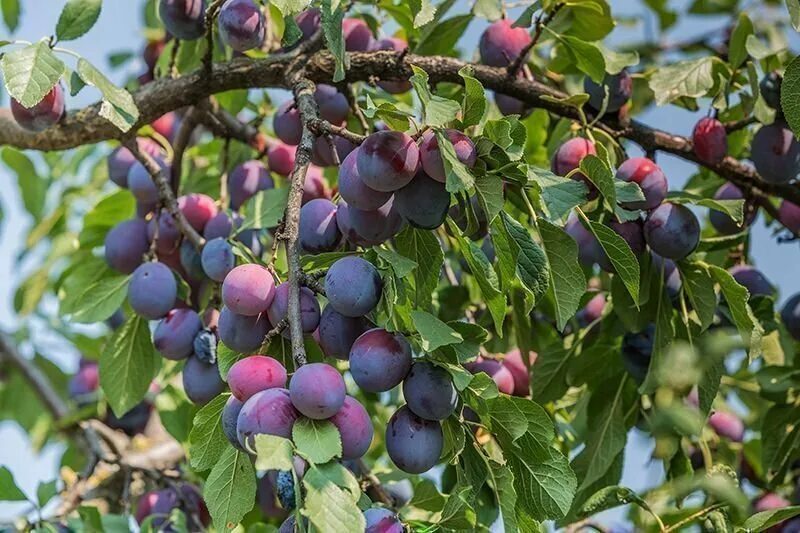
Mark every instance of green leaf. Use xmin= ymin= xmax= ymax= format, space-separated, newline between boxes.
xmin=474 ymin=172 xmax=504 ymax=224
xmin=667 ymin=191 xmax=744 ymax=224
xmin=60 ymin=259 xmax=130 ymax=324
xmin=639 ymin=283 xmax=675 ymax=394
xmin=576 ymin=485 xmax=655 ymax=520
xmin=302 ymin=463 xmax=365 ymax=533
xmin=538 ymin=219 xmax=586 ymax=330
xmin=494 ymin=212 xmax=549 ymax=302
xmin=740 ymin=506 xmax=800 ymax=531
xmin=395 ymin=226 xmax=443 ymax=309
xmin=205 ymin=447 xmax=256 ymax=531
xmin=254 ymin=434 xmax=295 ymax=471
xmin=679 ymin=261 xmax=717 ymax=331
xmin=1 ymin=0 xmax=20 ymax=33
xmin=0 ymin=466 xmax=27 ymax=501
xmin=458 ymin=65 xmax=486 ymax=128
xmin=36 ymin=480 xmax=58 ymax=507
xmin=414 ymin=14 xmax=473 ymax=56
xmin=240 ymin=187 xmax=289 ymax=230
xmin=292 ymin=418 xmax=342 ymax=464
xmin=271 ymin=0 xmax=311 ymax=16
xmin=530 ymin=167 xmax=588 ymax=222
xmin=761 ymin=405 xmax=800 ymax=483
xmin=484 ymin=116 xmax=526 ymax=160
xmin=709 ymin=265 xmax=764 ymax=360
xmin=410 ymin=0 xmax=436 ymax=27
xmin=648 ymin=57 xmax=723 ymax=106
xmin=1 ymin=40 xmax=65 ymax=108
xmin=374 ymin=246 xmax=417 ymax=278
xmin=787 ymin=0 xmax=800 ymax=31
xmin=529 ymin=346 xmax=571 ymax=403
xmin=745 ymin=34 xmax=774 ymax=60
xmin=598 ymin=44 xmax=639 ymax=74
xmin=728 ymin=13 xmax=753 ymax=69
xmin=78 ymin=506 xmax=104 ymax=533
xmin=586 ymin=220 xmax=639 ymax=302
xmin=78 ymin=190 xmax=136 ymax=248
xmin=551 ymin=32 xmax=606 ymax=83
xmin=782 ymin=54 xmax=800 ymax=138
xmin=320 ymin=0 xmax=346 ymax=82
xmin=488 ymin=463 xmax=521 ymax=533
xmin=76 ymin=58 xmax=139 ymax=132
xmin=56 ymin=0 xmax=102 ymax=41
xmin=2 ymin=147 xmax=47 ymax=220
xmin=189 ymin=394 xmax=229 ymax=472
xmin=410 ymin=65 xmax=461 ymax=127
xmin=99 ymin=314 xmax=159 ymax=416
xmin=411 ymin=310 xmax=463 ymax=351
xmin=580 ymin=155 xmax=615 ymax=208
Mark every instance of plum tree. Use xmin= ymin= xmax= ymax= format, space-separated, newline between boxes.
xmin=218 ymin=307 xmax=271 ymax=352
xmin=342 ymin=18 xmax=373 ymax=51
xmin=329 ymin=395 xmax=374 ymax=460
xmin=324 ymin=256 xmax=382 ymax=317
xmin=201 ymin=237 xmax=235 ymax=282
xmin=237 ymin=388 xmax=300 ymax=447
xmin=597 ymin=219 xmax=645 ymax=272
xmin=105 ymin=218 xmax=150 ymax=274
xmin=222 ymin=264 xmax=276 ymax=315
xmin=349 ymin=328 xmax=412 ymax=392
xmin=158 ymin=0 xmax=206 ymax=40
xmin=393 ymin=171 xmax=450 ymax=229
xmin=357 ymin=131 xmax=420 ymax=192
xmin=709 ymin=183 xmax=753 ymax=235
xmin=708 ymin=411 xmax=744 ymax=442
xmin=615 ymin=157 xmax=668 ymax=210
xmin=227 ymin=355 xmax=287 ymax=402
xmin=692 ymin=117 xmax=728 ymax=165
xmin=229 ymin=160 xmax=275 ymax=210
xmin=267 ymin=283 xmax=320 ymax=336
xmin=128 ymin=262 xmax=177 ymax=320
xmin=153 ymin=308 xmax=203 ymax=360
xmin=317 ymin=305 xmax=369 ymax=360
xmin=385 ymin=405 xmax=443 ymax=474
xmin=371 ymin=37 xmax=412 ymax=93
xmin=337 ymin=149 xmax=392 ymax=211
xmin=478 ymin=19 xmax=531 ymax=67
xmin=402 ymin=362 xmax=457 ymax=421
xmin=564 ymin=214 xmax=604 ymax=269
xmin=218 ymin=0 xmax=265 ymax=52
xmin=11 ymin=83 xmax=65 ymax=132
xmin=584 ymin=70 xmax=632 ymax=113
xmin=289 ymin=363 xmax=346 ymax=419
xmin=643 ymin=202 xmax=700 ymax=260
xmin=418 ymin=130 xmax=477 ymax=183
xmin=621 ymin=324 xmax=655 ymax=383
xmin=729 ymin=265 xmax=773 ymax=298
xmin=552 ymin=138 xmax=597 ymax=196
xmin=751 ymin=120 xmax=800 ymax=184
xmin=182 ymin=355 xmax=225 ymax=405
xmin=364 ymin=508 xmax=403 ymax=533
xmin=298 ymin=199 xmax=341 ymax=253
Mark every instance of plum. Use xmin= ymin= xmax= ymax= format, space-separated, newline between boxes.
xmin=729 ymin=265 xmax=773 ymax=298
xmin=495 ymin=92 xmax=530 ymax=116
xmin=228 ymin=355 xmax=287 ymax=402
xmin=478 ymin=19 xmax=532 ymax=67
xmin=11 ymin=83 xmax=65 ymax=132
xmin=158 ymin=0 xmax=206 ymax=40
xmin=371 ymin=37 xmax=412 ymax=93
xmin=709 ymin=183 xmax=753 ymax=235
xmin=203 ymin=211 xmax=242 ymax=239
xmin=751 ymin=120 xmax=800 ymax=184
xmin=295 ymin=8 xmax=320 ymax=42
xmin=69 ymin=364 xmax=99 ymax=403
xmin=418 ymin=129 xmax=477 ymax=184
xmin=222 ymin=396 xmax=244 ymax=448
xmin=552 ymin=138 xmax=597 ymax=197
xmin=229 ymin=160 xmax=274 ymax=210
xmin=347 ymin=197 xmax=405 ymax=243
xmin=349 ymin=328 xmax=412 ymax=392
xmin=564 ymin=214 xmax=603 ymax=268
xmin=289 ymin=363 xmax=346 ymax=419
xmin=311 ymin=134 xmax=356 ymax=167
xmin=465 ymin=357 xmax=514 ymax=395
xmin=267 ymin=141 xmax=296 ymax=177
xmin=151 ymin=112 xmax=181 ymax=143
xmin=154 ymin=308 xmax=203 ymax=360
xmin=759 ymin=71 xmax=782 ymax=110
xmin=357 ymin=131 xmax=420 ymax=192
xmin=317 ymin=305 xmax=370 ymax=360
xmin=267 ymin=283 xmax=320 ymax=337
xmin=302 ymin=165 xmax=331 ymax=204
xmin=273 ymin=100 xmax=302 ymax=146
xmin=201 ymin=237 xmax=235 ymax=282
xmin=107 ymin=138 xmax=162 ymax=188
xmin=128 ymin=262 xmax=177 ymax=320
xmin=324 ymin=256 xmax=382 ymax=317
xmin=329 ymin=396 xmax=374 ymax=459
xmin=222 ymin=263 xmax=276 ymax=316
xmin=394 ymin=171 xmax=451 ymax=229
xmin=128 ymin=158 xmax=170 ymax=207
xmin=402 ymin=362 xmax=457 ymax=421
xmin=708 ymin=410 xmax=744 ymax=442
xmin=584 ymin=70 xmax=632 ymax=113
xmin=105 ymin=219 xmax=149 ymax=274
xmin=237 ymin=388 xmax=299 ymax=448
xmin=594 ymin=219 xmax=646 ymax=272
xmin=778 ymin=200 xmax=800 ymax=234
xmin=692 ymin=117 xmax=728 ymax=165
xmin=338 ymin=149 xmax=392 ymax=211
xmin=299 ymin=199 xmax=341 ymax=253
xmin=315 ymin=84 xmax=349 ymax=125
xmin=643 ymin=202 xmax=700 ymax=261
xmin=218 ymin=0 xmax=266 ymax=52
xmin=385 ymin=405 xmax=443 ymax=474
xmin=615 ymin=157 xmax=668 ymax=210
xmin=502 ymin=349 xmax=537 ymax=397
xmin=147 ymin=210 xmax=181 ymax=254
xmin=183 ymin=355 xmax=225 ymax=405
xmin=576 ymin=293 xmax=606 ymax=328
xmin=218 ymin=306 xmax=271 ymax=352
xmin=179 ymin=240 xmax=205 ymax=281
xmin=343 ymin=18 xmax=373 ymax=51
xmin=107 ymin=401 xmax=153 ymax=435
xmin=178 ymin=193 xmax=218 ymax=233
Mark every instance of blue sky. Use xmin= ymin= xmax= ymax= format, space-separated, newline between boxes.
xmin=0 ymin=0 xmax=798 ymax=528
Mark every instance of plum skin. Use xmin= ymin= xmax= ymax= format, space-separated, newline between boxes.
xmin=729 ymin=265 xmax=773 ymax=299
xmin=108 ymin=138 xmax=162 ymax=188
xmin=159 ymin=0 xmax=206 ymax=40
xmin=299 ymin=199 xmax=341 ymax=253
xmin=201 ymin=238 xmax=235 ymax=282
xmin=11 ymin=83 xmax=66 ymax=132
xmin=182 ymin=356 xmax=225 ymax=405
xmin=343 ymin=18 xmax=373 ymax=51
xmin=228 ymin=160 xmax=274 ymax=210
xmin=349 ymin=328 xmax=412 ymax=393
xmin=222 ymin=263 xmax=276 ymax=316
xmin=329 ymin=396 xmax=374 ymax=459
xmin=751 ymin=120 xmax=800 ymax=184
xmin=153 ymin=308 xmax=203 ymax=360
xmin=465 ymin=357 xmax=514 ymax=394
xmin=552 ymin=138 xmax=597 ymax=197
xmin=584 ymin=70 xmax=632 ymax=113
xmin=178 ymin=193 xmax=218 ymax=233
xmin=385 ymin=405 xmax=443 ymax=474
xmin=643 ymin=202 xmax=700 ymax=261
xmin=692 ymin=117 xmax=728 ymax=165
xmin=502 ymin=349 xmax=538 ymax=397
xmin=346 ymin=197 xmax=405 ymax=244
xmin=266 ymin=141 xmax=296 ymax=177
xmin=402 ymin=362 xmax=457 ymax=421
xmin=222 ymin=395 xmax=245 ymax=449
xmin=236 ymin=388 xmax=300 ymax=449
xmin=418 ymin=129 xmax=477 ymax=184
xmin=317 ymin=305 xmax=369 ymax=360
xmin=128 ymin=262 xmax=177 ymax=320
xmin=615 ymin=157 xmax=668 ymax=210
xmin=218 ymin=307 xmax=271 ymax=353
xmin=356 ymin=131 xmax=421 ymax=192
xmin=289 ymin=363 xmax=346 ymax=419
xmin=708 ymin=410 xmax=744 ymax=442
xmin=273 ymin=101 xmax=302 ymax=146
xmin=621 ymin=324 xmax=654 ymax=383
xmin=218 ymin=0 xmax=266 ymax=52
xmin=394 ymin=171 xmax=451 ymax=229
xmin=227 ymin=355 xmax=287 ymax=402
xmin=709 ymin=183 xmax=754 ymax=235
xmin=324 ymin=256 xmax=382 ymax=317
xmin=478 ymin=19 xmax=532 ymax=67
xmin=105 ymin=219 xmax=149 ymax=274
xmin=267 ymin=283 xmax=321 ymax=337
xmin=337 ymin=149 xmax=392 ymax=211
xmin=371 ymin=37 xmax=412 ymax=93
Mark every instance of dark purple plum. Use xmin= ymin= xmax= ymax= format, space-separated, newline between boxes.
xmin=349 ymin=328 xmax=412 ymax=392
xmin=237 ymin=388 xmax=300 ymax=448
xmin=709 ymin=183 xmax=753 ymax=235
xmin=478 ymin=19 xmax=532 ymax=67
xmin=782 ymin=293 xmax=800 ymax=341
xmin=336 ymin=200 xmax=378 ymax=247
xmin=384 ymin=480 xmax=413 ymax=507
xmin=324 ymin=256 xmax=382 ymax=317
xmin=643 ymin=202 xmax=700 ymax=261
xmin=465 ymin=357 xmax=514 ymax=394
xmin=501 ymin=349 xmax=537 ymax=397
xmin=128 ymin=262 xmax=177 ymax=319
xmin=343 ymin=18 xmax=373 ymax=51
xmin=154 ymin=308 xmax=203 ymax=360
xmin=394 ymin=171 xmax=450 ymax=229
xmin=371 ymin=37 xmax=412 ymax=93
xmin=708 ymin=410 xmax=744 ymax=442
xmin=204 ymin=212 xmax=242 ymax=239
xmin=357 ymin=131 xmax=420 ymax=192
xmin=218 ymin=306 xmax=271 ymax=352
xmin=228 ymin=355 xmax=287 ymax=401
xmin=314 ymin=84 xmax=349 ymax=125
xmin=584 ymin=70 xmax=632 ymax=113
xmin=419 ymin=129 xmax=477 ymax=184
xmin=267 ymin=141 xmax=296 ymax=177
xmin=147 ymin=210 xmax=181 ymax=255
xmin=105 ymin=218 xmax=149 ymax=274
xmin=179 ymin=193 xmax=218 ymax=233
xmin=229 ymin=160 xmax=275 ymax=210
xmin=107 ymin=138 xmax=162 ymax=188
xmin=338 ymin=149 xmax=392 ymax=211
xmin=564 ymin=214 xmax=603 ymax=269
xmin=402 ymin=362 xmax=457 ymax=421
xmin=128 ymin=158 xmax=170 ymax=207
xmin=495 ymin=92 xmax=529 ymax=116
xmin=218 ymin=0 xmax=266 ymax=52
xmin=222 ymin=263 xmax=276 ymax=316
xmin=759 ymin=71 xmax=782 ymax=110
xmin=179 ymin=240 xmax=205 ymax=281
xmin=621 ymin=324 xmax=654 ymax=384
xmin=107 ymin=401 xmax=153 ymax=435
xmin=159 ymin=0 xmax=206 ymax=40
xmin=751 ymin=120 xmax=800 ymax=184
xmin=652 ymin=253 xmax=682 ymax=301
xmin=267 ymin=283 xmax=321 ymax=337
xmin=222 ymin=395 xmax=245 ymax=448
xmin=289 ymin=363 xmax=346 ymax=419
xmin=348 ymin=197 xmax=405 ymax=243
xmin=299 ymin=199 xmax=341 ymax=253
xmin=552 ymin=138 xmax=597 ymax=197
xmin=778 ymin=200 xmax=800 ymax=234
xmin=385 ymin=405 xmax=443 ymax=474
xmin=692 ymin=117 xmax=728 ymax=165
xmin=330 ymin=396 xmax=373 ymax=459
xmin=317 ymin=305 xmax=370 ymax=360
xmin=201 ymin=237 xmax=235 ymax=282
xmin=302 ymin=165 xmax=331 ymax=204
xmin=295 ymin=8 xmax=320 ymax=42
xmin=615 ymin=157 xmax=667 ymax=210
xmin=364 ymin=508 xmax=403 ymax=533
xmin=183 ymin=355 xmax=225 ymax=405
xmin=729 ymin=265 xmax=773 ymax=298
xmin=11 ymin=83 xmax=65 ymax=132
xmin=273 ymin=101 xmax=302 ymax=146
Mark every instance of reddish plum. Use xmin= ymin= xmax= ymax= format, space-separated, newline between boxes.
xmin=692 ymin=117 xmax=728 ymax=165
xmin=289 ymin=363 xmax=346 ymax=419
xmin=357 ymin=131 xmax=420 ymax=192
xmin=222 ymin=264 xmax=276 ymax=316
xmin=419 ymin=129 xmax=477 ymax=184
xmin=228 ymin=355 xmax=287 ymax=402
xmin=330 ymin=396 xmax=374 ymax=459
xmin=11 ymin=84 xmax=65 ymax=132
xmin=615 ymin=157 xmax=667 ymax=210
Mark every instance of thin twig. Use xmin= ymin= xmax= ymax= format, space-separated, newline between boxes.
xmin=170 ymin=107 xmax=200 ymax=193
xmin=507 ymin=2 xmax=564 ymax=76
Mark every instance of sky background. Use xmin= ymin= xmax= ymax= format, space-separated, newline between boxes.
xmin=0 ymin=0 xmax=797 ymax=529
